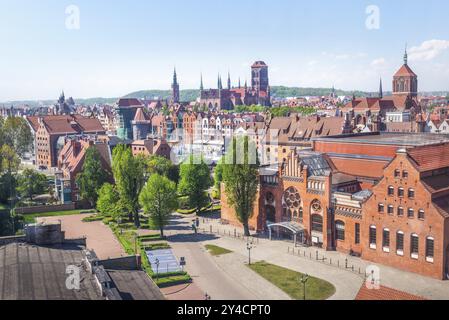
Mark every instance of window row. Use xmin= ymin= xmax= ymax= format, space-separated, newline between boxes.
xmin=394 ymin=169 xmax=409 ymax=179
xmin=335 ymin=221 xmax=361 ymax=245
xmin=387 ymin=186 xmax=415 ymax=198
xmin=378 ymin=204 xmax=425 ymax=219
xmin=369 ymin=226 xmax=434 ymax=262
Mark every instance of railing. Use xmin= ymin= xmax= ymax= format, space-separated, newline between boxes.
xmin=287 ymin=246 xmax=368 ymax=280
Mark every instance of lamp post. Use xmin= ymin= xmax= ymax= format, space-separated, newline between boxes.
xmin=247 ymin=239 xmax=254 ymax=265
xmin=155 ymin=258 xmax=160 ymax=282
xmin=300 ymin=274 xmax=309 ymax=301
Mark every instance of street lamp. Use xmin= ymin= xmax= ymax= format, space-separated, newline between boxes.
xmin=155 ymin=258 xmax=160 ymax=282
xmin=300 ymin=274 xmax=309 ymax=301
xmin=246 ymin=239 xmax=254 ymax=265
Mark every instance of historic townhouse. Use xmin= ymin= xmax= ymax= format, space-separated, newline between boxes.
xmin=27 ymin=115 xmax=105 ymax=169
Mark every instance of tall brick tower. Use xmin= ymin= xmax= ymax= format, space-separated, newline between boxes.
xmin=172 ymin=68 xmax=180 ymax=104
xmin=392 ymin=48 xmax=418 ymax=98
xmin=251 ymin=61 xmax=269 ymax=93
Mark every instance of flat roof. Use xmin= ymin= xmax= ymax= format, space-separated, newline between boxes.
xmin=107 ymin=270 xmax=165 ymax=301
xmin=0 ymin=242 xmax=103 ymax=300
xmin=312 ymin=132 xmax=449 ymax=147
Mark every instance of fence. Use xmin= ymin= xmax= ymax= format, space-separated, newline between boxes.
xmin=198 ymin=224 xmax=261 ymax=245
xmin=287 ymin=246 xmax=369 ymax=280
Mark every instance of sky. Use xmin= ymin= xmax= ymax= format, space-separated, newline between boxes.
xmin=1 ymin=0 xmax=449 ymax=101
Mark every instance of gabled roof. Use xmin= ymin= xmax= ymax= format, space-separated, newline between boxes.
xmin=394 ymin=64 xmax=417 ymax=77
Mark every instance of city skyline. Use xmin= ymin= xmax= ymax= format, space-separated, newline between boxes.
xmin=1 ymin=0 xmax=449 ymax=101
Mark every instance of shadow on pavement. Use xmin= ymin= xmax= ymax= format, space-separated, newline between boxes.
xmin=168 ymin=233 xmax=219 ymax=243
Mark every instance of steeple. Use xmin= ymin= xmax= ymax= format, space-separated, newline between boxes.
xmin=173 ymin=67 xmax=178 ymax=85
xmin=238 ymin=77 xmax=241 ymax=89
xmin=227 ymin=72 xmax=231 ymax=90
xmin=379 ymin=78 xmax=383 ymax=99
xmin=217 ymin=74 xmax=223 ymax=90
xmin=171 ymin=67 xmax=180 ymax=104
xmin=404 ymin=44 xmax=408 ymax=65
xmin=200 ymin=73 xmax=204 ymax=91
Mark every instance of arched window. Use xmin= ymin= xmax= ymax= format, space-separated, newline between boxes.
xmin=418 ymin=209 xmax=425 ymax=220
xmin=265 ymin=192 xmax=275 ymax=204
xmin=394 ymin=169 xmax=401 ymax=178
xmin=335 ymin=221 xmax=345 ymax=241
xmin=282 ymin=187 xmax=302 ymax=222
xmin=411 ymin=234 xmax=419 ymax=259
xmin=397 ymin=206 xmax=404 ymax=217
xmin=398 ymin=187 xmax=405 ymax=197
xmin=408 ymin=188 xmax=415 ymax=198
xmin=408 ymin=208 xmax=415 ymax=218
xmin=311 ymin=199 xmax=323 ymax=213
xmin=388 ymin=186 xmax=395 ymax=196
xmin=311 ymin=214 xmax=323 ymax=233
xmin=388 ymin=205 xmax=394 ymax=215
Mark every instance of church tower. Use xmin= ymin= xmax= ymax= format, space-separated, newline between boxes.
xmin=251 ymin=61 xmax=269 ymax=93
xmin=172 ymin=68 xmax=180 ymax=104
xmin=392 ymin=47 xmax=418 ymax=98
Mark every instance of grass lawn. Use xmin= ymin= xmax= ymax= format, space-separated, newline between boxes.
xmin=247 ymin=261 xmax=335 ymax=300
xmin=22 ymin=209 xmax=91 ymax=224
xmin=205 ymin=244 xmax=233 ymax=256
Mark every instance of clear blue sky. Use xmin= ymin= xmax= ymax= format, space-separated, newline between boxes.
xmin=1 ymin=0 xmax=449 ymax=101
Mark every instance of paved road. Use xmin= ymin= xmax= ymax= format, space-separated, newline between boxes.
xmin=166 ymin=214 xmax=291 ymax=300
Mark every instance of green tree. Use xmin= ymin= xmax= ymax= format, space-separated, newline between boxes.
xmin=222 ymin=136 xmax=259 ymax=236
xmin=2 ymin=117 xmax=32 ymax=157
xmin=139 ymin=174 xmax=178 ymax=237
xmin=178 ymin=155 xmax=213 ymax=214
xmin=76 ymin=147 xmax=110 ymax=207
xmin=96 ymin=183 xmax=122 ymax=221
xmin=17 ymin=168 xmax=48 ymax=201
xmin=112 ymin=145 xmax=146 ymax=227
xmin=146 ymin=155 xmax=180 ymax=183
xmin=213 ymin=157 xmax=224 ymax=196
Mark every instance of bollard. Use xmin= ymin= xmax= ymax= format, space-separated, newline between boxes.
xmin=234 ymin=229 xmax=236 ymax=238
xmin=345 ymin=258 xmax=348 ymax=269
xmin=316 ymin=251 xmax=319 ymax=261
xmin=330 ymin=258 xmax=332 ymax=265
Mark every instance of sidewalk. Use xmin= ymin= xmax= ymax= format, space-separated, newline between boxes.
xmin=199 ymin=218 xmax=449 ymax=300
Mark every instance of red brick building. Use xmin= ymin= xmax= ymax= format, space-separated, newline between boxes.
xmin=27 ymin=115 xmax=105 ymax=169
xmin=221 ymin=132 xmax=449 ymax=279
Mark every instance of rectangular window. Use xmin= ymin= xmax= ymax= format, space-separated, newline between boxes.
xmin=397 ymin=232 xmax=404 ymax=254
xmin=418 ymin=210 xmax=425 ymax=220
xmin=403 ymin=171 xmax=409 ymax=179
xmin=411 ymin=235 xmax=419 ymax=259
xmin=355 ymin=223 xmax=360 ymax=244
xmin=383 ymin=229 xmax=390 ymax=249
xmin=426 ymin=238 xmax=434 ymax=262
xmin=369 ymin=227 xmax=377 ymax=249
xmin=378 ymin=204 xmax=384 ymax=213
xmin=394 ymin=170 xmax=400 ymax=178
xmin=398 ymin=188 xmax=404 ymax=197
xmin=408 ymin=208 xmax=414 ymax=218
xmin=408 ymin=189 xmax=415 ymax=198
xmin=397 ymin=207 xmax=404 ymax=217
xmin=336 ymin=223 xmax=345 ymax=241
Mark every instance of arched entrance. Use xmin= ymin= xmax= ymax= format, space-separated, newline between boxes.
xmin=264 ymin=192 xmax=276 ymax=224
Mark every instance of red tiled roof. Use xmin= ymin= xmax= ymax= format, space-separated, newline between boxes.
xmin=356 ymin=285 xmax=426 ymax=300
xmin=27 ymin=115 xmax=105 ymax=135
xmin=118 ymin=98 xmax=143 ymax=108
xmin=393 ymin=64 xmax=417 ymax=77
xmin=133 ymin=107 xmax=150 ymax=122
xmin=407 ymin=144 xmax=449 ymax=172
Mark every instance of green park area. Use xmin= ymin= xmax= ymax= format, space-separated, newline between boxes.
xmin=247 ymin=261 xmax=335 ymax=300
xmin=205 ymin=244 xmax=233 ymax=256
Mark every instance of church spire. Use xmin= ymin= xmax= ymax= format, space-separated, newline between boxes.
xmin=227 ymin=72 xmax=231 ymax=90
xmin=171 ymin=67 xmax=180 ymax=104
xmin=173 ymin=67 xmax=178 ymax=85
xmin=238 ymin=77 xmax=241 ymax=89
xmin=200 ymin=73 xmax=204 ymax=91
xmin=404 ymin=44 xmax=408 ymax=65
xmin=379 ymin=77 xmax=383 ymax=99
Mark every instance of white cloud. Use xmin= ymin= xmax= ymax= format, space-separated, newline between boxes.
xmin=408 ymin=40 xmax=449 ymax=62
xmin=322 ymin=52 xmax=367 ymax=60
xmin=371 ymin=57 xmax=386 ymax=67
